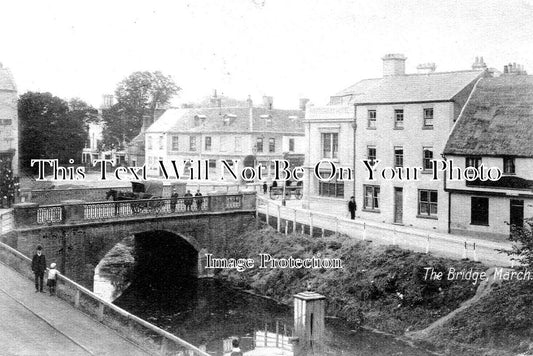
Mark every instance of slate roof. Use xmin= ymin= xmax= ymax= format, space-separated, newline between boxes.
xmin=0 ymin=64 xmax=17 ymax=92
xmin=444 ymin=75 xmax=533 ymax=157
xmin=146 ymin=107 xmax=304 ymax=134
xmin=331 ymin=70 xmax=483 ymax=104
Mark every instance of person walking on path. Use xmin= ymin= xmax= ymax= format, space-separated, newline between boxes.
xmin=47 ymin=263 xmax=58 ymax=296
xmin=262 ymin=182 xmax=268 ymax=194
xmin=195 ymin=190 xmax=203 ymax=211
xmin=348 ymin=196 xmax=357 ymax=220
xmin=31 ymin=245 xmax=46 ymax=293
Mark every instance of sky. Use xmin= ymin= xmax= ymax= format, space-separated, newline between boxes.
xmin=0 ymin=0 xmax=532 ymax=109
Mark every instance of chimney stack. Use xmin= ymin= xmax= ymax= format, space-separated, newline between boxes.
xmin=262 ymin=96 xmax=273 ymax=110
xmin=503 ymin=62 xmax=527 ymax=75
xmin=472 ymin=56 xmax=487 ymax=71
xmin=416 ymin=63 xmax=436 ymax=74
xmin=247 ymin=95 xmax=254 ymax=132
xmin=382 ymin=54 xmax=407 ymax=77
xmin=299 ymin=98 xmax=310 ymax=111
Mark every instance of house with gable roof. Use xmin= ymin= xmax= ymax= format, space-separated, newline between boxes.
xmin=304 ymin=54 xmax=487 ymax=232
xmin=443 ymin=73 xmax=533 ymax=239
xmin=144 ymin=96 xmax=305 ymax=178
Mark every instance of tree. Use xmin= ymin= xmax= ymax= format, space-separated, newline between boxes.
xmin=18 ymin=92 xmax=90 ymax=174
xmin=502 ymin=220 xmax=533 ymax=268
xmin=102 ymin=71 xmax=180 ymax=147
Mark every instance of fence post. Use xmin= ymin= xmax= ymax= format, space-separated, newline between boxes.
xmin=97 ymin=302 xmax=104 ymax=322
xmin=362 ymin=222 xmax=366 ymax=240
xmin=277 ymin=205 xmax=281 ymax=232
xmin=393 ymin=227 xmax=397 ymax=245
xmin=276 ymin=320 xmax=280 ymax=348
xmin=74 ymin=289 xmax=80 ymax=308
xmin=266 ymin=203 xmax=270 ymax=226
xmin=335 ymin=217 xmax=339 ymax=236
xmin=264 ymin=322 xmax=268 ymax=347
xmin=462 ymin=241 xmax=467 ymax=259
xmin=426 ymin=234 xmax=430 ymax=254
xmin=321 ymin=228 xmax=325 ymax=238
xmin=473 ymin=243 xmax=478 ymax=262
xmin=293 ymin=209 xmax=297 ymax=233
xmin=285 ymin=221 xmax=288 ymax=236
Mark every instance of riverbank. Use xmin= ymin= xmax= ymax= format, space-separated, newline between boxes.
xmin=217 ymin=225 xmax=531 ymax=355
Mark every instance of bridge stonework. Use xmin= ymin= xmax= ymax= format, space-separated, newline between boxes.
xmin=3 ymin=193 xmax=256 ymax=288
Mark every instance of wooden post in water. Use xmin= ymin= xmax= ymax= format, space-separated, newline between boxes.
xmin=292 ymin=291 xmax=325 ymax=356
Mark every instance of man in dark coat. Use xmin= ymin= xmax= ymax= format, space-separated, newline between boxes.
xmin=194 ymin=190 xmax=203 ymax=211
xmin=31 ymin=245 xmax=47 ymax=293
xmin=184 ymin=190 xmax=193 ymax=212
xmin=170 ymin=190 xmax=179 ymax=213
xmin=348 ymin=196 xmax=357 ymax=220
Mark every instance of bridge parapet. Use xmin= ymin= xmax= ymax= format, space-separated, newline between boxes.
xmin=13 ymin=192 xmax=256 ymax=228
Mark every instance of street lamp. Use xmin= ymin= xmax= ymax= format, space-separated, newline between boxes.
xmin=352 ymin=105 xmax=357 ymax=201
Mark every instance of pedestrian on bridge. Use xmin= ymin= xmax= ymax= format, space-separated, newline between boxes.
xmin=348 ymin=196 xmax=357 ymax=220
xmin=184 ymin=190 xmax=193 ymax=212
xmin=170 ymin=190 xmax=179 ymax=213
xmin=31 ymin=245 xmax=47 ymax=293
xmin=195 ymin=190 xmax=203 ymax=211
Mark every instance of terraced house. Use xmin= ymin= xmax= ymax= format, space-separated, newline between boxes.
xmin=304 ymin=54 xmax=490 ymax=232
xmin=144 ymin=97 xmax=305 ymax=178
xmin=444 ymin=73 xmax=533 ymax=239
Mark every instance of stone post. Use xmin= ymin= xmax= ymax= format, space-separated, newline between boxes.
xmin=12 ymin=202 xmax=40 ymax=227
xmin=241 ymin=191 xmax=256 ymax=210
xmin=61 ymin=200 xmax=85 ymax=223
xmin=292 ymin=291 xmax=326 ymax=356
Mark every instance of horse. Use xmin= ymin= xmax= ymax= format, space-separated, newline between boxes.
xmin=105 ymin=189 xmax=137 ymax=215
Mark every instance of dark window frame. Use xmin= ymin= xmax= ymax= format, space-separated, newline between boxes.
xmin=394 ymin=109 xmax=404 ymax=129
xmin=418 ymin=189 xmax=438 ymax=218
xmin=423 ymin=147 xmax=434 ymax=171
xmin=471 ymin=197 xmax=489 ymax=226
xmin=423 ymin=108 xmax=434 ymax=128
xmin=394 ymin=146 xmax=404 ymax=168
xmin=503 ymin=157 xmax=515 ymax=175
xmin=367 ymin=110 xmax=377 ymax=129
xmin=363 ymin=185 xmax=380 ymax=211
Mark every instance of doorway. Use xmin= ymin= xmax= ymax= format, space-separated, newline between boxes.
xmin=394 ymin=187 xmax=403 ymax=224
xmin=510 ymin=199 xmax=524 ymax=235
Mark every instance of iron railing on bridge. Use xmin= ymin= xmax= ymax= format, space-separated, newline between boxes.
xmin=0 ymin=240 xmax=210 ymax=356
xmin=34 ymin=194 xmax=246 ymax=225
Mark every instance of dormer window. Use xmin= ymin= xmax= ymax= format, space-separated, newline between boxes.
xmin=260 ymin=114 xmax=272 ymax=126
xmin=223 ymin=114 xmax=236 ymax=126
xmin=194 ymin=115 xmax=206 ymax=127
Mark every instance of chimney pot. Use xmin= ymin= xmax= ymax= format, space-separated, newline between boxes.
xmin=299 ymin=98 xmax=310 ymax=111
xmin=416 ymin=63 xmax=436 ymax=74
xmin=382 ymin=53 xmax=407 ymax=77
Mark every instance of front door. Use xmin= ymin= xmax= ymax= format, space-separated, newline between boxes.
xmin=510 ymin=199 xmax=524 ymax=235
xmin=394 ymin=187 xmax=403 ymax=224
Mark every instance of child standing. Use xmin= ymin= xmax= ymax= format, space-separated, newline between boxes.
xmin=47 ymin=263 xmax=58 ymax=296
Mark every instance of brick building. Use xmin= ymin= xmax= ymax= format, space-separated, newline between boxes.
xmin=304 ymin=54 xmax=486 ymax=232
xmin=444 ymin=73 xmax=533 ymax=239
xmin=0 ymin=62 xmax=18 ymax=176
xmin=144 ymin=97 xmax=305 ymax=178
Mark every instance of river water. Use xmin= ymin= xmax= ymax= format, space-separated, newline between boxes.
xmin=94 ymin=237 xmax=434 ymax=356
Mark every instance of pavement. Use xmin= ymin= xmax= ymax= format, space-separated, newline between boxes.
xmin=0 ymin=262 xmax=151 ymax=356
xmin=258 ymin=195 xmax=513 ymax=267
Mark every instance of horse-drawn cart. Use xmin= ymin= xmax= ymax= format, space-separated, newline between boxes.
xmin=106 ymin=181 xmax=165 ymax=214
xmin=269 ymin=181 xmax=303 ymax=200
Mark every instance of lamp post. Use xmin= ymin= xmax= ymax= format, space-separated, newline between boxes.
xmin=352 ymin=105 xmax=357 ymax=199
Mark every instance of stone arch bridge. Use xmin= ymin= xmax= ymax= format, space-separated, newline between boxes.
xmin=3 ymin=192 xmax=256 ymax=287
